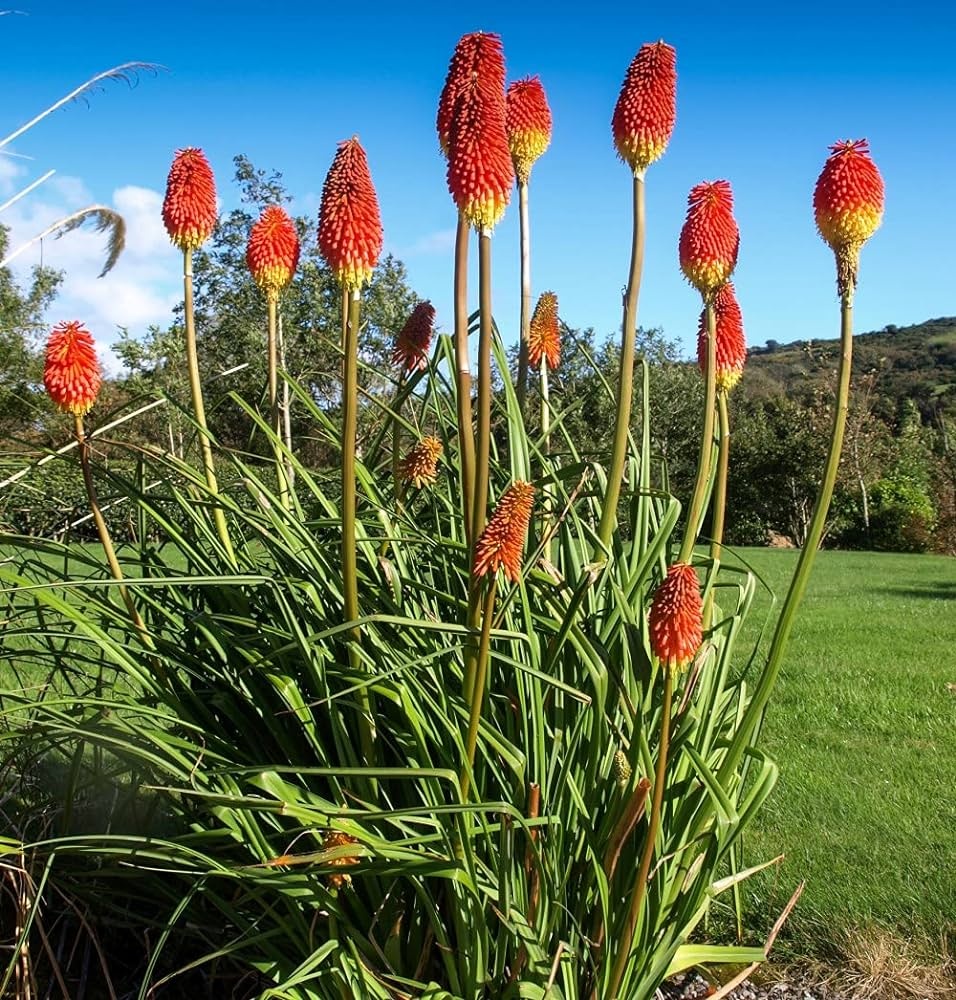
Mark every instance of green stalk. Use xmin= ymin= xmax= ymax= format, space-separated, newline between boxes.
xmin=453 ymin=212 xmax=476 ymax=548
xmin=471 ymin=228 xmax=494 ymax=548
xmin=719 ymin=291 xmax=856 ymax=780
xmin=460 ymin=579 xmax=497 ymax=802
xmin=342 ymin=286 xmax=375 ymax=759
xmin=267 ymin=296 xmax=290 ymax=510
xmin=704 ymin=389 xmax=731 ymax=628
xmin=516 ymin=180 xmax=531 ymax=412
xmin=596 ymin=172 xmax=646 ymax=554
xmin=182 ymin=248 xmax=235 ymax=564
xmin=74 ymin=415 xmax=152 ymax=649
xmin=391 ymin=372 xmax=406 ymax=504
xmin=540 ymin=357 xmax=553 ymax=566
xmin=678 ymin=301 xmax=717 ymax=564
xmin=605 ymin=667 xmax=674 ymax=1000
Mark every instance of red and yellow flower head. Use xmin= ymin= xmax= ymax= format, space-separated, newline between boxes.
xmin=473 ymin=480 xmax=535 ymax=583
xmin=318 ymin=138 xmax=383 ymax=290
xmin=506 ymin=76 xmax=552 ymax=184
xmin=44 ymin=321 xmax=102 ymax=416
xmin=612 ymin=41 xmax=677 ymax=174
xmin=393 ymin=301 xmax=436 ymax=373
xmin=399 ymin=436 xmax=444 ymax=489
xmin=697 ymin=282 xmax=746 ymax=392
xmin=529 ymin=291 xmax=560 ymax=369
xmin=246 ymin=205 xmax=300 ymax=302
xmin=162 ymin=148 xmax=217 ymax=251
xmin=648 ymin=562 xmax=703 ymax=672
xmin=441 ymin=32 xmax=514 ymax=231
xmin=813 ymin=139 xmax=884 ymax=296
xmin=679 ymin=180 xmax=739 ymax=300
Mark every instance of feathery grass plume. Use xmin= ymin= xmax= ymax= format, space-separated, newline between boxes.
xmin=679 ymin=180 xmax=739 ymax=300
xmin=399 ymin=436 xmax=444 ymax=488
xmin=392 ymin=300 xmax=435 ymax=373
xmin=437 ymin=31 xmax=506 ymax=155
xmin=697 ymin=282 xmax=746 ymax=391
xmin=473 ymin=480 xmax=535 ymax=583
xmin=528 ymin=290 xmax=560 ymax=369
xmin=648 ymin=562 xmax=703 ymax=671
xmin=247 ymin=205 xmax=300 ymax=301
xmin=814 ymin=138 xmax=884 ymax=296
xmin=612 ymin=40 xmax=677 ymax=174
xmin=321 ymin=830 xmax=360 ymax=890
xmin=318 ymin=137 xmax=383 ymax=289
xmin=162 ymin=147 xmax=217 ymax=251
xmin=444 ymin=33 xmax=514 ymax=231
xmin=506 ymin=76 xmax=552 ymax=184
xmin=43 ymin=321 xmax=102 ymax=416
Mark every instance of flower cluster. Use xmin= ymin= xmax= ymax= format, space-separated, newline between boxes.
xmin=393 ymin=301 xmax=436 ymax=374
xmin=43 ymin=321 xmax=102 ymax=416
xmin=648 ymin=562 xmax=703 ymax=671
xmin=246 ymin=205 xmax=300 ymax=301
xmin=399 ymin=436 xmax=444 ymax=489
xmin=697 ymin=283 xmax=746 ymax=392
xmin=529 ymin=291 xmax=560 ymax=369
xmin=473 ymin=480 xmax=535 ymax=583
xmin=162 ymin=148 xmax=217 ymax=251
xmin=506 ymin=76 xmax=552 ymax=184
xmin=611 ymin=41 xmax=677 ymax=174
xmin=679 ymin=180 xmax=740 ymax=300
xmin=318 ymin=138 xmax=383 ymax=290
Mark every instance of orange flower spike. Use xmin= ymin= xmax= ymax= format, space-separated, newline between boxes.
xmin=393 ymin=300 xmax=436 ymax=373
xmin=437 ymin=32 xmax=507 ymax=155
xmin=506 ymin=76 xmax=552 ymax=184
xmin=813 ymin=139 xmax=884 ymax=295
xmin=679 ymin=180 xmax=740 ymax=301
xmin=473 ymin=480 xmax=535 ymax=583
xmin=162 ymin=148 xmax=218 ymax=251
xmin=612 ymin=41 xmax=677 ymax=174
xmin=528 ymin=291 xmax=560 ymax=369
xmin=321 ymin=830 xmax=361 ymax=890
xmin=318 ymin=137 xmax=383 ymax=290
xmin=697 ymin=283 xmax=746 ymax=392
xmin=400 ymin=436 xmax=444 ymax=489
xmin=648 ymin=562 xmax=703 ymax=672
xmin=444 ymin=33 xmax=514 ymax=231
xmin=247 ymin=205 xmax=300 ymax=301
xmin=43 ymin=321 xmax=102 ymax=416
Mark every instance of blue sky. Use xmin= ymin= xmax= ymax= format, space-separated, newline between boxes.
xmin=2 ymin=2 xmax=954 ymax=368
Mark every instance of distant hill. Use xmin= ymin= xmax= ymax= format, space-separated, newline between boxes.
xmin=744 ymin=316 xmax=956 ymax=423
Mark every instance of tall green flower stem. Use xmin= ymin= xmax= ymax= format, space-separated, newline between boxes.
xmin=540 ymin=356 xmax=553 ymax=565
xmin=605 ymin=666 xmax=674 ymax=1000
xmin=182 ymin=248 xmax=235 ymax=565
xmin=516 ymin=180 xmax=531 ymax=413
xmin=342 ymin=286 xmax=375 ymax=758
xmin=460 ymin=578 xmax=497 ymax=802
xmin=720 ymin=291 xmax=856 ymax=780
xmin=267 ymin=296 xmax=291 ymax=510
xmin=390 ymin=372 xmax=406 ymax=505
xmin=74 ymin=414 xmax=152 ymax=650
xmin=463 ymin=229 xmax=494 ymax=702
xmin=596 ymin=172 xmax=645 ymax=554
xmin=678 ymin=302 xmax=717 ymax=564
xmin=704 ymin=389 xmax=731 ymax=628
xmin=453 ymin=213 xmax=476 ymax=549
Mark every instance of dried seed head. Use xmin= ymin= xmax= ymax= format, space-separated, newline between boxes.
xmin=392 ymin=301 xmax=436 ymax=374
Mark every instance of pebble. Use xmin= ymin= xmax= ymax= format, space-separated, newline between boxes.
xmin=659 ymin=970 xmax=827 ymax=1000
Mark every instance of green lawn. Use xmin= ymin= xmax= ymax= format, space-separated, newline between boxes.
xmin=722 ymin=547 xmax=956 ymax=949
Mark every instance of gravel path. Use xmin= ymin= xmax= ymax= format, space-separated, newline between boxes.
xmin=660 ymin=970 xmax=828 ymax=1000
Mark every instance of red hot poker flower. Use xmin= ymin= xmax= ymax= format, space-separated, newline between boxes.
xmin=813 ymin=139 xmax=884 ymax=296
xmin=648 ymin=562 xmax=703 ymax=671
xmin=399 ymin=436 xmax=444 ymax=488
xmin=437 ymin=32 xmax=506 ymax=156
xmin=393 ymin=301 xmax=436 ymax=373
xmin=506 ymin=76 xmax=552 ymax=184
xmin=162 ymin=148 xmax=217 ymax=251
xmin=679 ymin=180 xmax=739 ymax=301
xmin=247 ymin=205 xmax=300 ymax=301
xmin=697 ymin=282 xmax=746 ymax=392
xmin=44 ymin=321 xmax=102 ymax=416
xmin=473 ymin=480 xmax=535 ymax=583
xmin=318 ymin=138 xmax=383 ymax=290
xmin=612 ymin=41 xmax=677 ymax=174
xmin=528 ymin=291 xmax=560 ymax=369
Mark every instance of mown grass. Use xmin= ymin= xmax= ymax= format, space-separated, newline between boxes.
xmin=723 ymin=547 xmax=956 ymax=952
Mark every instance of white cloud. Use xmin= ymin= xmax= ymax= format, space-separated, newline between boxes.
xmin=2 ymin=173 xmax=182 ymax=372
xmin=400 ymin=227 xmax=457 ymax=256
xmin=0 ymin=155 xmax=25 ymax=197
